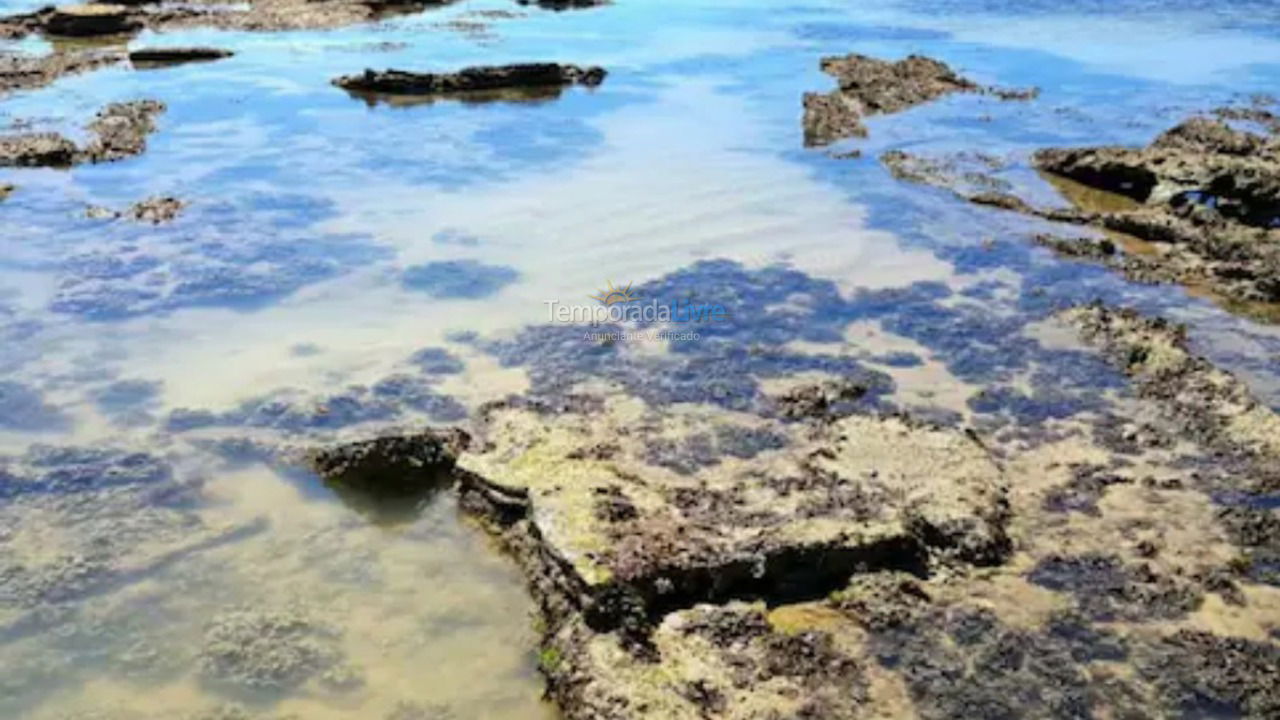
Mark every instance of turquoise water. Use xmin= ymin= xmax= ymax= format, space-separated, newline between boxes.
xmin=2 ymin=0 xmax=1280 ymax=717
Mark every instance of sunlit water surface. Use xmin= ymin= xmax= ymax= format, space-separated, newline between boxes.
xmin=2 ymin=0 xmax=1280 ymax=717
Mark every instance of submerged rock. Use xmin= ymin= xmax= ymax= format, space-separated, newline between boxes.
xmin=401 ymin=259 xmax=519 ymax=298
xmin=802 ymin=54 xmax=1032 ymax=146
xmin=86 ymin=196 xmax=186 ymax=224
xmin=199 ymin=606 xmax=352 ymax=690
xmin=332 ymin=63 xmax=607 ymax=98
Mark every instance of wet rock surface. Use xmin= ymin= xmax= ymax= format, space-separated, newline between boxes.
xmin=335 ymin=63 xmax=605 ymax=94
xmin=517 ymin=0 xmax=606 ymax=9
xmin=430 ymin=294 xmax=1280 ymax=719
xmin=880 ymin=112 xmax=1280 ymax=314
xmin=0 ymin=0 xmax=458 ymax=40
xmin=0 ymin=99 xmax=164 ymax=167
xmin=129 ymin=47 xmax=234 ymax=67
xmin=803 ymin=53 xmax=1033 ymax=146
xmin=309 ymin=430 xmax=466 ymax=520
xmin=45 ymin=3 xmax=141 ymax=37
xmin=0 ymin=48 xmax=123 ymax=94
xmin=1064 ymin=303 xmax=1280 ymax=461
xmin=460 ymin=397 xmax=1009 ymax=620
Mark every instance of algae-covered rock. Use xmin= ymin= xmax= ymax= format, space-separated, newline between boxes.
xmin=458 ymin=394 xmax=1009 ymax=634
xmin=311 ymin=430 xmax=467 ymax=495
xmin=1062 ymin=303 xmax=1280 ymax=459
xmin=543 ymin=602 xmax=870 ymax=720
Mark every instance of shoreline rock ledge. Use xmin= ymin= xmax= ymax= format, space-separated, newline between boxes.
xmin=332 ymin=62 xmax=607 ymax=95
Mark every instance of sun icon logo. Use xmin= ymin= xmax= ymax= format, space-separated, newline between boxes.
xmin=590 ymin=280 xmax=640 ymax=306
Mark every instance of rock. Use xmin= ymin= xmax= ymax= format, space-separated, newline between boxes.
xmin=0 ymin=49 xmax=123 ymax=94
xmin=882 ymin=117 xmax=1280 ymax=311
xmin=0 ymin=6 xmax=57 ymax=40
xmin=457 ymin=395 xmax=1010 ymax=638
xmin=803 ymin=54 xmax=1027 ymax=146
xmin=44 ymin=4 xmax=140 ymax=37
xmin=0 ymin=133 xmax=78 ymax=167
xmin=84 ymin=196 xmax=185 ymax=223
xmin=517 ymin=0 xmax=605 ymax=9
xmin=545 ymin=602 xmax=870 ymax=720
xmin=1033 ymin=233 xmax=1118 ymax=260
xmin=1137 ymin=630 xmax=1280 ymax=718
xmin=1062 ymin=303 xmax=1280 ymax=461
xmin=332 ymin=62 xmax=607 ymax=96
xmin=1034 ymin=117 xmax=1280 ymax=223
xmin=310 ymin=430 xmax=468 ymax=522
xmin=2 ymin=0 xmax=451 ymax=41
xmin=82 ymin=99 xmax=165 ymax=162
xmin=0 ymin=183 xmax=12 ymax=200
xmin=126 ymin=195 xmax=184 ymax=223
xmin=128 ymin=46 xmax=233 ymax=66
xmin=0 ymin=99 xmax=164 ymax=168
xmin=311 ymin=430 xmax=466 ymax=494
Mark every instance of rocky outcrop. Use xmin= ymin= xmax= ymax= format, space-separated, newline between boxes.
xmin=802 ymin=54 xmax=1035 ymax=146
xmin=0 ymin=99 xmax=165 ymax=167
xmin=44 ymin=3 xmax=140 ymax=36
xmin=332 ymin=63 xmax=607 ymax=97
xmin=310 ymin=429 xmax=468 ymax=497
xmin=0 ymin=0 xmax=458 ymax=40
xmin=879 ymin=112 xmax=1280 ymax=311
xmin=129 ymin=47 xmax=234 ymax=66
xmin=0 ymin=49 xmax=123 ymax=95
xmin=456 ymin=395 xmax=1010 ymax=641
xmin=1035 ymin=117 xmax=1280 ymax=228
xmin=1062 ymin=303 xmax=1280 ymax=460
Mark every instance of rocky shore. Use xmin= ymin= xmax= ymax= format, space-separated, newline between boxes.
xmin=0 ymin=11 xmax=1277 ymax=720
xmin=879 ymin=109 xmax=1280 ymax=315
xmin=281 ymin=298 xmax=1280 ymax=720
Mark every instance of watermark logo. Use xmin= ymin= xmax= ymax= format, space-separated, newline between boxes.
xmin=546 ymin=280 xmax=729 ymax=341
xmin=590 ymin=280 xmax=641 ymax=306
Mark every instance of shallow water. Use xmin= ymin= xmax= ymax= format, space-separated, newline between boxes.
xmin=2 ymin=0 xmax=1280 ymax=717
